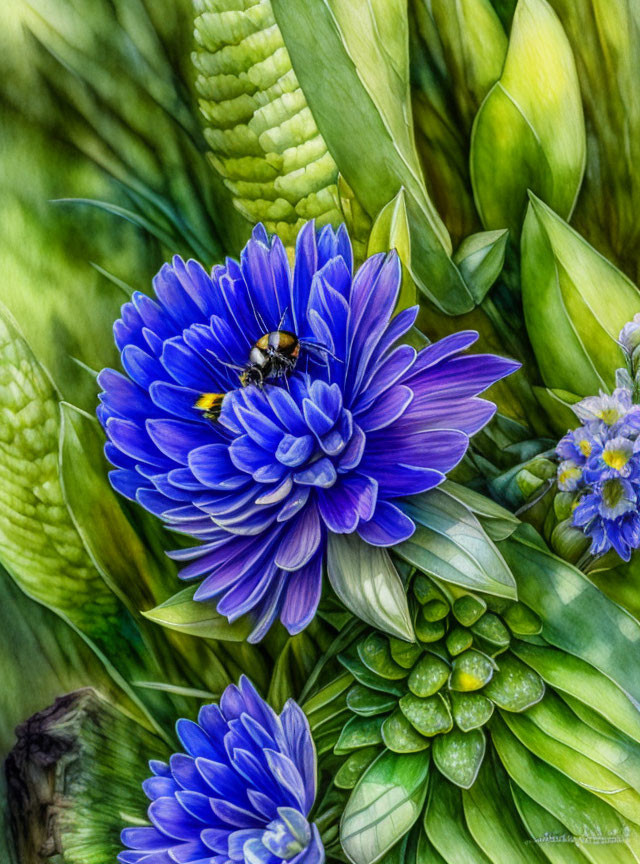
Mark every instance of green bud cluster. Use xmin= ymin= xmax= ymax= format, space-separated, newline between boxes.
xmin=334 ymin=574 xmax=545 ymax=789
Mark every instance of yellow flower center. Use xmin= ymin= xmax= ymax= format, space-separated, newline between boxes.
xmin=559 ymin=466 xmax=582 ymax=486
xmin=598 ymin=408 xmax=621 ymax=425
xmin=602 ymin=449 xmax=630 ymax=472
xmin=578 ymin=439 xmax=591 ymax=457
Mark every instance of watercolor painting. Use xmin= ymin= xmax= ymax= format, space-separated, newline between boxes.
xmin=2 ymin=1 xmax=640 ymax=862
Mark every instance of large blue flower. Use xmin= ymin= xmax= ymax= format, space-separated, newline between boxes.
xmin=119 ymin=677 xmax=323 ymax=864
xmin=98 ymin=222 xmax=518 ymax=640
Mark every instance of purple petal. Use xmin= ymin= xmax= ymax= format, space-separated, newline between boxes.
xmin=357 ymin=500 xmax=415 ymax=546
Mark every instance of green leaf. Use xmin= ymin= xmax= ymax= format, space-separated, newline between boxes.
xmin=492 ymin=714 xmax=631 ymax=848
xmin=433 ymin=728 xmax=486 ymax=789
xmin=463 ymin=753 xmax=548 ymax=863
xmin=382 ymin=710 xmax=431 ymax=754
xmin=512 ymin=642 xmax=640 ymax=745
xmin=521 ymin=194 xmax=640 ymax=396
xmin=272 ymin=0 xmax=478 ymax=314
xmin=453 ymin=229 xmax=509 ymax=304
xmin=335 ymin=746 xmax=380 ymax=790
xmin=399 ymin=693 xmax=453 ymax=737
xmin=449 ymin=651 xmax=495 ymax=692
xmin=450 ymin=692 xmax=494 ymax=732
xmin=424 ymin=770 xmax=492 ymax=863
xmin=141 ymin=585 xmax=252 ymax=641
xmin=347 ymin=685 xmax=397 ymax=718
xmin=341 ymin=750 xmax=430 ymax=864
xmin=327 ymin=532 xmax=414 ymax=642
xmin=358 ymin=633 xmax=410 ymax=680
xmin=398 ymin=490 xmax=517 ymax=600
xmin=367 ymin=189 xmax=416 ymax=313
xmin=335 ymin=715 xmax=385 ymax=755
xmin=483 ymin=654 xmax=545 ymax=711
xmin=192 ymin=0 xmax=342 ymax=246
xmin=339 ymin=649 xmax=405 ymax=697
xmin=408 ymin=655 xmax=450 ymax=699
xmin=501 ymin=526 xmax=640 ymax=707
xmin=470 ymin=0 xmax=585 ymax=238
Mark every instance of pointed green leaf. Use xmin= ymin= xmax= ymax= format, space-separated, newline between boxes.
xmin=328 ymin=532 xmax=414 ymax=642
xmin=453 ymin=229 xmax=508 ymax=304
xmin=521 ymin=194 xmax=640 ymax=396
xmin=512 ymin=642 xmax=640 ymax=745
xmin=470 ymin=0 xmax=585 ymax=238
xmin=433 ymin=728 xmax=486 ymax=789
xmin=272 ymin=0 xmax=478 ymax=314
xmin=141 ymin=585 xmax=252 ymax=641
xmin=492 ymin=714 xmax=630 ymax=848
xmin=368 ymin=189 xmax=416 ymax=313
xmin=501 ymin=526 xmax=640 ymax=708
xmin=424 ymin=770 xmax=492 ymax=863
xmin=341 ymin=750 xmax=430 ymax=864
xmin=382 ymin=709 xmax=431 ymax=754
xmin=398 ymin=490 xmax=517 ymax=600
xmin=441 ymin=481 xmax=520 ymax=543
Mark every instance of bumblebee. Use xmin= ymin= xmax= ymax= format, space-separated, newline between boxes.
xmin=194 ymin=392 xmax=225 ymax=421
xmin=240 ymin=330 xmax=301 ymax=387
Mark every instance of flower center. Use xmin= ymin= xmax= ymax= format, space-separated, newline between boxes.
xmin=258 ymin=807 xmax=312 ymax=861
xmin=602 ymin=478 xmax=628 ymax=510
xmin=598 ymin=407 xmax=622 ymax=425
xmin=603 ymin=448 xmax=631 ymax=472
xmin=578 ymin=439 xmax=591 ymax=457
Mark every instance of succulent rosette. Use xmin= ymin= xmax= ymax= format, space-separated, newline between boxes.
xmin=98 ymin=222 xmax=517 ymax=641
xmin=119 ymin=677 xmax=323 ymax=864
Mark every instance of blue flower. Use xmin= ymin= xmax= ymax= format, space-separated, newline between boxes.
xmin=119 ymin=677 xmax=323 ymax=864
xmin=620 ymin=313 xmax=640 ymax=355
xmin=98 ymin=222 xmax=518 ymax=640
xmin=573 ymin=478 xmax=640 ymax=560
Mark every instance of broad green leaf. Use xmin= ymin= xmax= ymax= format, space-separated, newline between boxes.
xmin=358 ymin=633 xmax=410 ymax=680
xmin=525 ymin=694 xmax=640 ymax=794
xmin=339 ymin=649 xmax=405 ymax=697
xmin=532 ymin=386 xmax=581 ymax=438
xmin=453 ymin=229 xmax=509 ymax=304
xmin=193 ymin=0 xmax=342 ymax=246
xmin=341 ymin=750 xmax=430 ymax=864
xmin=408 ymin=655 xmax=449 ymax=699
xmin=367 ymin=189 xmax=416 ymax=313
xmin=327 ymin=532 xmax=414 ymax=642
xmin=548 ymin=0 xmax=640 ymax=281
xmin=433 ymin=728 xmax=486 ymax=789
xmin=335 ymin=746 xmax=380 ymax=790
xmin=347 ymin=686 xmax=397 ymax=718
xmin=501 ymin=526 xmax=640 ymax=707
xmin=470 ymin=0 xmax=586 ymax=238
xmin=502 ymin=603 xmax=542 ymax=636
xmin=424 ymin=770 xmax=492 ymax=863
xmin=272 ymin=0 xmax=478 ymax=314
xmin=411 ymin=0 xmax=507 ymax=244
xmin=510 ymin=785 xmax=602 ymax=864
xmin=521 ymin=194 xmax=640 ymax=396
xmin=512 ymin=642 xmax=640 ymax=746
xmin=142 ymin=585 xmax=252 ymax=641
xmin=5 ymin=688 xmax=170 ymax=864
xmin=463 ymin=753 xmax=548 ymax=863
xmin=501 ymin=711 xmax=640 ymax=823
xmin=398 ymin=490 xmax=517 ymax=600
xmin=492 ymin=715 xmax=631 ymax=850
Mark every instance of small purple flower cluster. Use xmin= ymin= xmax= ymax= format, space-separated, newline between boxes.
xmin=556 ymin=323 xmax=640 ymax=560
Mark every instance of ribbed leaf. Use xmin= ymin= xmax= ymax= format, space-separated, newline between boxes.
xmin=142 ymin=585 xmax=252 ymax=641
xmin=471 ymin=0 xmax=585 ymax=238
xmin=521 ymin=194 xmax=639 ymax=396
xmin=328 ymin=532 xmax=414 ymax=642
xmin=510 ymin=785 xmax=596 ymax=863
xmin=398 ymin=490 xmax=517 ymax=600
xmin=272 ymin=0 xmax=478 ymax=314
xmin=193 ymin=0 xmax=342 ymax=245
xmin=424 ymin=770 xmax=492 ymax=863
xmin=341 ymin=750 xmax=430 ymax=864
